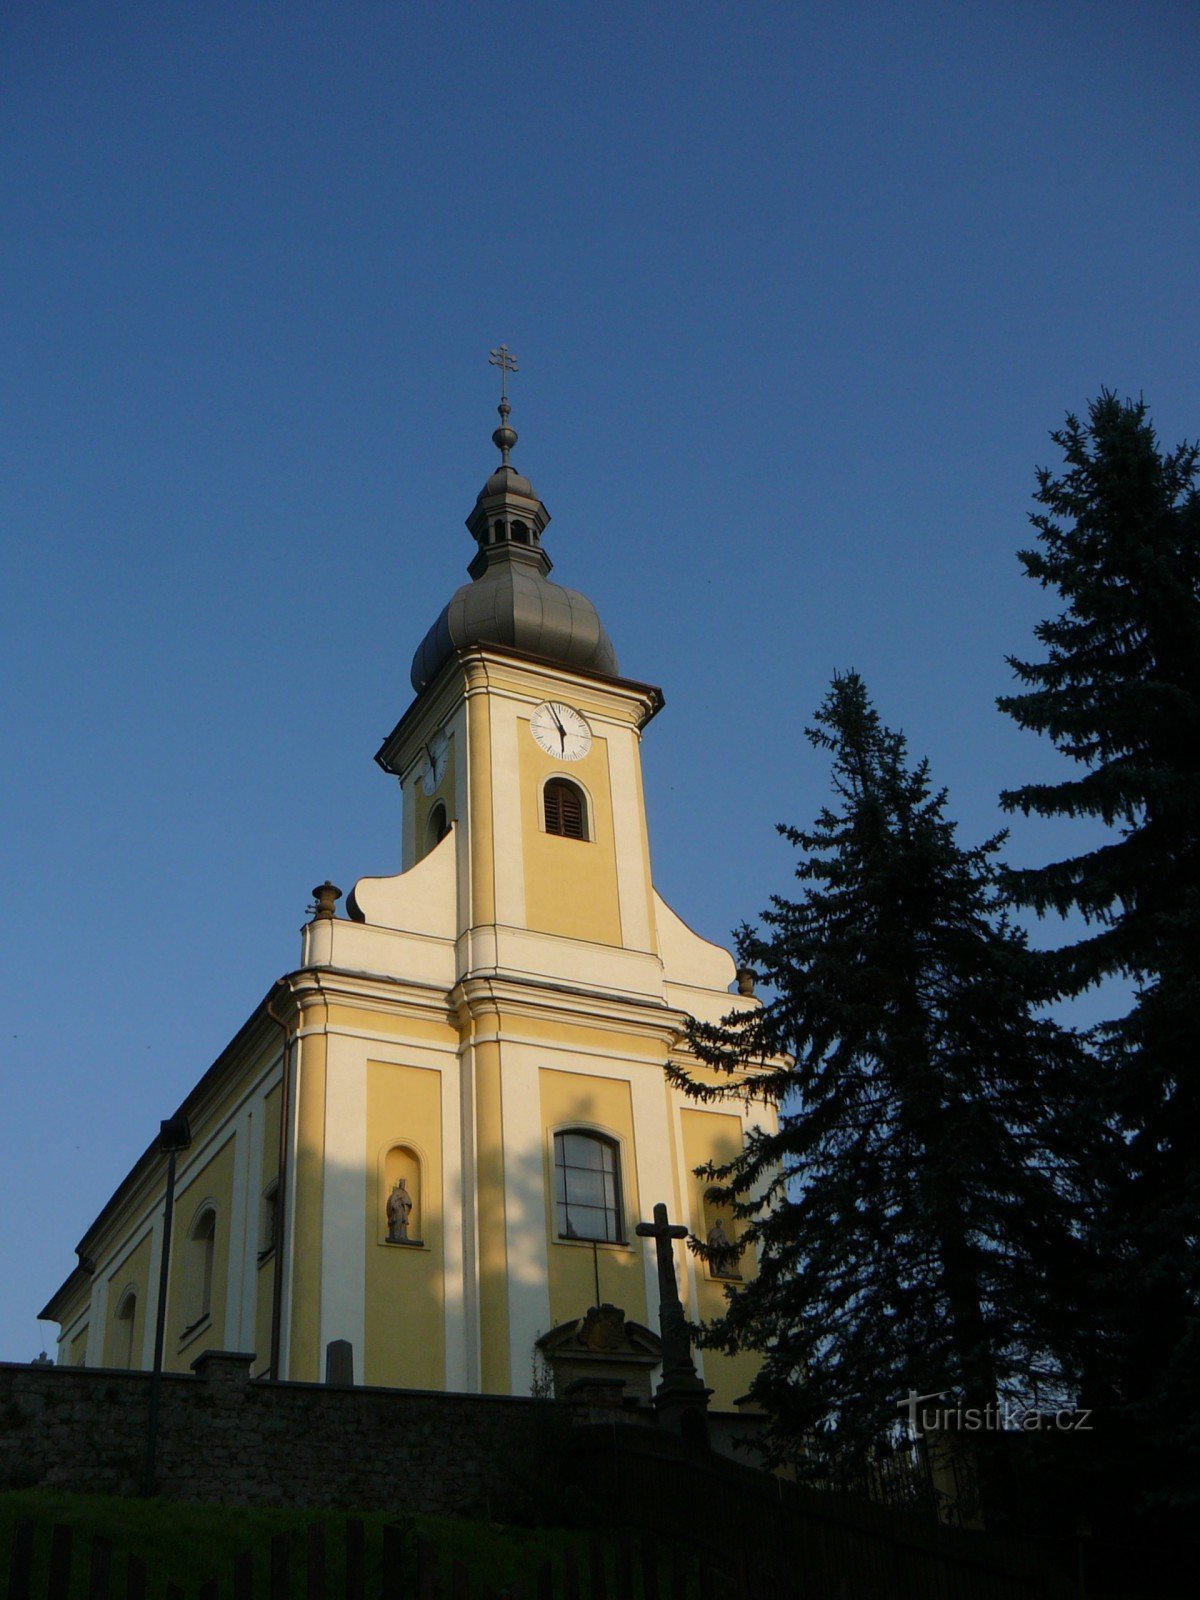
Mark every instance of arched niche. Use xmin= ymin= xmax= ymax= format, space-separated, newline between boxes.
xmin=701 ymin=1185 xmax=742 ymax=1280
xmin=380 ymin=1143 xmax=424 ymax=1246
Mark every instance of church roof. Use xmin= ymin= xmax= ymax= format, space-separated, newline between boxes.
xmin=409 ymin=396 xmax=618 ymax=690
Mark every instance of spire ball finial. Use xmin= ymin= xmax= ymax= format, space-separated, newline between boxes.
xmin=488 ymin=344 xmax=520 ymax=464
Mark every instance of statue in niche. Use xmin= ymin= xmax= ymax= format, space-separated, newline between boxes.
xmin=386 ymin=1177 xmax=414 ymax=1243
xmin=706 ymin=1217 xmax=741 ymax=1279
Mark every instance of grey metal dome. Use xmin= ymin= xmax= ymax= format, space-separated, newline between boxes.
xmin=409 ymin=398 xmax=618 ymax=690
xmin=410 ymin=548 xmax=618 ymax=690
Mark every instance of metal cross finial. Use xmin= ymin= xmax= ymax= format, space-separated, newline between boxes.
xmin=489 ymin=343 xmax=519 ymax=402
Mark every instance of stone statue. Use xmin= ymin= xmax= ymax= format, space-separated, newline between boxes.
xmin=707 ymin=1218 xmax=741 ymax=1278
xmin=386 ymin=1178 xmax=413 ymax=1243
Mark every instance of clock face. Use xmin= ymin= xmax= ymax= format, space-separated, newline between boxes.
xmin=419 ymin=730 xmax=449 ymax=795
xmin=530 ymin=701 xmax=592 ymax=761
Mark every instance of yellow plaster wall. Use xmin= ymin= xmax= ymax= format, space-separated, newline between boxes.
xmin=467 ymin=688 xmax=496 ymax=926
xmin=500 ymin=1013 xmax=657 ymax=1062
xmin=326 ymin=1004 xmax=456 ymax=1048
xmin=538 ymin=1068 xmax=646 ymax=1329
xmin=519 ymin=729 xmax=622 ymax=946
xmin=288 ymin=1029 xmax=327 ymax=1382
xmin=630 ymin=733 xmax=659 ymax=954
xmin=69 ymin=1325 xmax=89 ymax=1365
xmin=102 ymin=1233 xmax=152 ymax=1369
xmin=680 ymin=1108 xmax=760 ymax=1408
xmin=364 ymin=1062 xmax=445 ymax=1389
xmin=166 ymin=1135 xmax=236 ymax=1372
xmin=475 ymin=1041 xmax=509 ymax=1392
xmin=253 ymin=1084 xmax=282 ymax=1377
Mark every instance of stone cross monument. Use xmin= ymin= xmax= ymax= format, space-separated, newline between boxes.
xmin=636 ymin=1202 xmax=712 ymax=1445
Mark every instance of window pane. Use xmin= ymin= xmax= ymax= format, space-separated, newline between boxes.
xmin=562 ymin=1134 xmax=605 ymax=1170
xmin=565 ymin=1167 xmax=606 ymax=1207
xmin=566 ymin=1205 xmax=610 ymax=1242
xmin=554 ymin=1130 xmax=621 ymax=1242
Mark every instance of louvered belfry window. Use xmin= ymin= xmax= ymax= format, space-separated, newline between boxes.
xmin=544 ymin=778 xmax=586 ymax=839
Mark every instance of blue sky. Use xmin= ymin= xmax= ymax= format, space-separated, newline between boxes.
xmin=2 ymin=1 xmax=1196 ymax=1361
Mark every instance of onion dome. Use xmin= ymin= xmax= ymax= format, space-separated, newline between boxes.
xmin=410 ymin=395 xmax=618 ymax=691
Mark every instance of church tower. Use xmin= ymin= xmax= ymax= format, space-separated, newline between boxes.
xmin=42 ymin=370 xmax=769 ymax=1412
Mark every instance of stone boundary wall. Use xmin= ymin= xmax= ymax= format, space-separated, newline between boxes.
xmin=0 ymin=1352 xmax=572 ymax=1513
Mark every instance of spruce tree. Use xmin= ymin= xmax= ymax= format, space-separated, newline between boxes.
xmin=675 ymin=674 xmax=1085 ymax=1522
xmin=998 ymin=393 xmax=1200 ymax=1505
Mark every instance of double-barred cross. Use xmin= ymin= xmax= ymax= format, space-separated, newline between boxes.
xmin=488 ymin=343 xmax=519 ymax=401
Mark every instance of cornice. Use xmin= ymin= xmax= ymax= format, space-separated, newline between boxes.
xmin=375 ymin=641 xmax=663 ymax=774
xmin=449 ymin=972 xmax=688 ymax=1046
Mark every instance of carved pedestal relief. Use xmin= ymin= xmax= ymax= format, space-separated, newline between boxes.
xmin=536 ymin=1303 xmax=661 ymax=1403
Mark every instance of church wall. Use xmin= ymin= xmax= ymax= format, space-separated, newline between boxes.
xmin=494 ymin=1050 xmax=551 ymax=1395
xmin=287 ymin=1025 xmax=327 ymax=1382
xmin=606 ymin=724 xmax=658 ymax=954
xmin=518 ymin=726 xmax=622 ymax=945
xmin=250 ymin=1084 xmax=281 ymax=1375
xmin=473 ymin=1039 xmax=509 ymax=1394
xmin=101 ymin=1231 xmax=152 ymax=1369
xmin=68 ymin=1322 xmax=89 ymax=1366
xmin=364 ymin=1060 xmax=445 ymax=1390
xmin=326 ymin=1002 xmax=453 ymax=1045
xmin=316 ymin=1034 xmax=370 ymax=1377
xmin=465 ymin=680 xmax=496 ymax=926
xmin=411 ymin=736 xmax=457 ymax=861
xmin=166 ymin=1134 xmax=236 ymax=1373
xmin=538 ymin=1067 xmax=647 ymax=1331
xmin=488 ymin=694 xmax=527 ymax=928
xmin=40 ymin=1024 xmax=285 ymax=1374
xmin=680 ymin=1108 xmax=761 ymax=1409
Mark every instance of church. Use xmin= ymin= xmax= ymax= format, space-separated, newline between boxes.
xmin=40 ymin=366 xmax=772 ymax=1413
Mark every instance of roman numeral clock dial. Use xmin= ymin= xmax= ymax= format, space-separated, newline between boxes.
xmin=530 ymin=701 xmax=592 ymax=761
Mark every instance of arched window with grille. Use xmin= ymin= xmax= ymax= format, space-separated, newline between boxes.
xmin=185 ymin=1206 xmax=217 ymax=1331
xmin=114 ymin=1288 xmax=138 ymax=1369
xmin=544 ymin=778 xmax=587 ymax=840
xmin=554 ymin=1130 xmax=624 ymax=1242
xmin=259 ymin=1181 xmax=279 ymax=1260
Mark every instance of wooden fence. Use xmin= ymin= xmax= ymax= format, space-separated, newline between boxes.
xmin=4 ymin=1517 xmax=773 ymax=1600
xmin=564 ymin=1424 xmax=1073 ymax=1600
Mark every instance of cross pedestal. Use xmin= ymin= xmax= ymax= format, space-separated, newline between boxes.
xmin=636 ymin=1202 xmax=712 ymax=1447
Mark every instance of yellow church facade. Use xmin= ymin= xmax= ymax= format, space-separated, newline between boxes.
xmin=42 ymin=393 xmax=771 ymax=1412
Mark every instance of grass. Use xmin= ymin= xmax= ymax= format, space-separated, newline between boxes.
xmin=0 ymin=1489 xmax=619 ymax=1599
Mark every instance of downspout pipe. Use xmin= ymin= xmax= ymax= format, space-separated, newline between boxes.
xmin=265 ymin=977 xmax=296 ymax=1381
